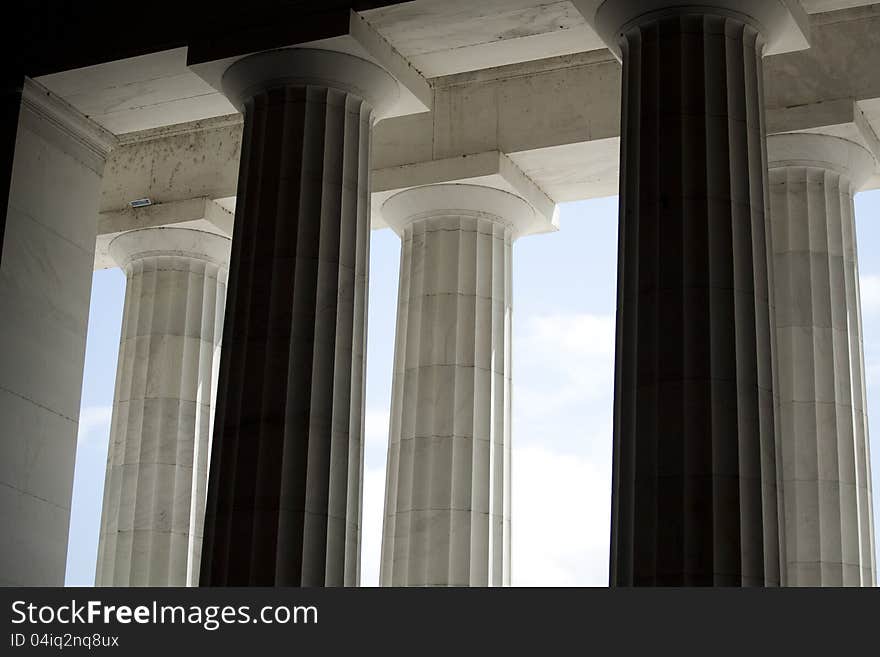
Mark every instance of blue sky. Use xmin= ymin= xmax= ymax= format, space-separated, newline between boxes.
xmin=65 ymin=191 xmax=880 ymax=586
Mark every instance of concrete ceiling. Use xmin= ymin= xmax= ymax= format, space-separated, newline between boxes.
xmin=36 ymin=48 xmax=235 ymax=135
xmin=26 ymin=0 xmax=880 ymax=254
xmin=360 ymin=0 xmax=605 ymax=77
xmin=799 ymin=0 xmax=875 ymax=10
xmin=32 ymin=0 xmax=880 ymax=138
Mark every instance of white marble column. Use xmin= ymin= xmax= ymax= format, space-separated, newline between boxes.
xmin=200 ymin=49 xmax=399 ymax=586
xmin=769 ymin=133 xmax=877 ymax=587
xmin=95 ymin=227 xmax=230 ymax=586
xmin=379 ymin=183 xmax=542 ymax=586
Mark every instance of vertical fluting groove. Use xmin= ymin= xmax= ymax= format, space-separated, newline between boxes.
xmin=470 ymin=218 xmax=486 ymax=586
xmin=394 ymin=220 xmax=426 ymax=586
xmin=463 ymin=217 xmax=479 ymax=586
xmin=655 ymin=15 xmax=680 ymax=584
xmin=209 ymin=90 xmax=266 ymax=585
xmin=338 ymin=94 xmax=358 ymax=584
xmin=96 ymin=237 xmax=228 ymax=587
xmin=381 ymin=211 xmax=513 ymax=586
xmin=502 ymin=228 xmax=513 ymax=586
xmin=611 ymin=12 xmax=779 ymax=586
xmin=248 ymin=86 xmax=290 ymax=585
xmin=210 ymin=87 xmax=255 ymax=586
xmin=275 ymin=85 xmax=315 ymax=586
xmin=681 ymin=14 xmax=711 ymax=586
xmin=409 ymin=217 xmax=438 ymax=587
xmin=327 ymin=92 xmax=358 ymax=585
xmin=124 ymin=257 xmax=160 ymax=586
xmin=635 ymin=16 xmax=658 ymax=586
xmin=826 ymin=174 xmax=846 ymax=581
xmin=201 ymin=83 xmax=372 ymax=586
xmin=359 ymin=156 xmax=371 ymax=588
xmin=354 ymin=96 xmax=372 ymax=586
xmin=770 ymin=159 xmax=876 ymax=586
xmin=610 ymin=25 xmax=641 ymax=587
xmin=303 ymin=85 xmax=343 ymax=586
xmin=122 ymin=260 xmax=149 ymax=584
xmin=754 ymin=26 xmax=783 ymax=587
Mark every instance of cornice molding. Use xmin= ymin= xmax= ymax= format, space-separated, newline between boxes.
xmin=20 ymin=78 xmax=117 ymax=173
xmin=114 ymin=113 xmax=243 ymax=147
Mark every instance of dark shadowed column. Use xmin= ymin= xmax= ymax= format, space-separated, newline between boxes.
xmin=594 ymin=1 xmax=795 ymax=586
xmin=200 ymin=48 xmax=398 ymax=586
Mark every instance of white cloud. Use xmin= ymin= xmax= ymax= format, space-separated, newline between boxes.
xmin=513 ymin=313 xmax=615 ymax=418
xmin=76 ymin=406 xmax=113 ymax=449
xmin=358 ymin=441 xmax=613 ymax=587
xmin=356 ymin=312 xmax=617 ymax=586
xmin=360 ymin=465 xmax=386 ymax=587
xmin=527 ymin=314 xmax=616 ymax=359
xmin=512 ymin=444 xmax=611 ymax=586
xmin=511 ymin=312 xmax=615 ymax=585
xmin=364 ymin=407 xmax=390 ymax=445
xmin=360 ymin=406 xmax=390 ymax=586
xmin=858 ymin=275 xmax=880 ymax=393
xmin=865 ymin=358 xmax=880 ymax=393
xmin=860 ymin=274 xmax=880 ymax=316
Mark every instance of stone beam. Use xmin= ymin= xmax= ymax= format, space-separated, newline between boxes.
xmin=96 ymin=4 xmax=880 ymax=242
xmin=95 ymin=197 xmax=232 ymax=269
xmin=100 ymin=115 xmax=242 ymax=214
xmin=371 ymin=150 xmax=558 ymax=229
xmin=765 ymin=5 xmax=880 ymax=110
xmin=373 ymin=4 xmax=880 ymax=197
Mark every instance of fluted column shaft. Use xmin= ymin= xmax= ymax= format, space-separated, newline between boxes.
xmin=769 ymin=133 xmax=877 ymax=586
xmin=379 ymin=184 xmax=537 ymax=586
xmin=610 ymin=10 xmax=781 ymax=586
xmin=200 ymin=49 xmax=398 ymax=586
xmin=96 ymin=227 xmax=230 ymax=586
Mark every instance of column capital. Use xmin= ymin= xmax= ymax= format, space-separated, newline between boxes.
xmin=573 ymin=0 xmax=809 ymax=59
xmin=381 ymin=183 xmax=546 ymax=240
xmin=220 ymin=48 xmax=400 ymax=119
xmin=108 ymin=227 xmax=231 ymax=269
xmin=767 ymin=133 xmax=878 ymax=190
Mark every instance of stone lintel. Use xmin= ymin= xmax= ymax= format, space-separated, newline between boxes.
xmin=95 ymin=197 xmax=232 ymax=270
xmin=372 ymin=150 xmax=558 ymax=235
